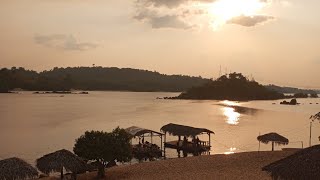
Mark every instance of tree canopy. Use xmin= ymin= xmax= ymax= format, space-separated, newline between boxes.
xmin=73 ymin=127 xmax=132 ymax=178
xmin=0 ymin=66 xmax=209 ymax=92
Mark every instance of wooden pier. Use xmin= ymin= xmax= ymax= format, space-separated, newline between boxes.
xmin=164 ymin=140 xmax=211 ymax=153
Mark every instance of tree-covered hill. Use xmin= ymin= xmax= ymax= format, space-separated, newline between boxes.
xmin=265 ymin=84 xmax=319 ymax=94
xmin=0 ymin=67 xmax=210 ymax=92
xmin=175 ymin=72 xmax=285 ymax=101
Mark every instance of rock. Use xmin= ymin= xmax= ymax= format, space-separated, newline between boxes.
xmin=280 ymin=99 xmax=298 ymax=105
xmin=289 ymin=99 xmax=297 ymax=105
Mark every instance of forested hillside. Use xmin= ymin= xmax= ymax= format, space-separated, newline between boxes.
xmin=0 ymin=67 xmax=210 ymax=92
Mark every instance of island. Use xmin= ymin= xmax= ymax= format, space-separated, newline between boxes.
xmin=170 ymin=72 xmax=285 ymax=101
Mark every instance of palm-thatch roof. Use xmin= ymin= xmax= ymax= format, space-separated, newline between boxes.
xmin=125 ymin=126 xmax=163 ymax=137
xmin=36 ymin=149 xmax=88 ymax=175
xmin=262 ymin=145 xmax=320 ymax=180
xmin=0 ymin=157 xmax=38 ymax=180
xmin=257 ymin=132 xmax=289 ymax=145
xmin=160 ymin=123 xmax=214 ymax=137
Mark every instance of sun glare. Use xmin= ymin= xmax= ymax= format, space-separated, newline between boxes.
xmin=224 ymin=147 xmax=237 ymax=155
xmin=223 ymin=107 xmax=240 ymax=125
xmin=207 ymin=0 xmax=266 ymax=29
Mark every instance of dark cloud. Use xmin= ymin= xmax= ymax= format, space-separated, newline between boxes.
xmin=227 ymin=15 xmax=274 ymax=27
xmin=134 ymin=6 xmax=193 ymax=29
xmin=149 ymin=15 xmax=192 ymax=29
xmin=34 ymin=34 xmax=97 ymax=51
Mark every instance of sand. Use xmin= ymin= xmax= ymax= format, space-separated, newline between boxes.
xmin=43 ymin=151 xmax=296 ymax=180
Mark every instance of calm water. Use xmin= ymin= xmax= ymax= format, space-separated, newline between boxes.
xmin=0 ymin=92 xmax=319 ymax=164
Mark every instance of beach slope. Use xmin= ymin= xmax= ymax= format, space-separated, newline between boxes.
xmin=62 ymin=151 xmax=296 ymax=180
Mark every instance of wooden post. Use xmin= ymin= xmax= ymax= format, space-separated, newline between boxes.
xmin=272 ymin=142 xmax=274 ymax=151
xmin=151 ymin=132 xmax=153 ymax=144
xmin=310 ymin=122 xmax=312 ymax=147
xmin=208 ymin=133 xmax=211 ymax=147
xmin=164 ymin=132 xmax=166 ymax=159
xmin=258 ymin=132 xmax=261 ymax=152
xmin=160 ymin=135 xmax=163 ymax=154
xmin=60 ymin=167 xmax=64 ymax=180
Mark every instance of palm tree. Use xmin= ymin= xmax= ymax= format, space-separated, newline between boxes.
xmin=310 ymin=112 xmax=320 ymax=143
xmin=310 ymin=112 xmax=320 ymax=122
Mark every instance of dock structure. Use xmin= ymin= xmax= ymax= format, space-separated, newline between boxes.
xmin=160 ymin=123 xmax=214 ymax=157
xmin=125 ymin=126 xmax=164 ymax=157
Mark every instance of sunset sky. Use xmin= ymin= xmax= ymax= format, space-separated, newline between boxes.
xmin=1 ymin=0 xmax=319 ymax=88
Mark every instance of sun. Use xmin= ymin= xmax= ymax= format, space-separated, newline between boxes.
xmin=207 ymin=0 xmax=267 ymax=29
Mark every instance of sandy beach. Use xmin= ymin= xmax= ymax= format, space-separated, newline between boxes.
xmin=45 ymin=150 xmax=296 ymax=180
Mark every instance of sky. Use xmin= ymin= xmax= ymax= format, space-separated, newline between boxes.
xmin=0 ymin=0 xmax=319 ymax=89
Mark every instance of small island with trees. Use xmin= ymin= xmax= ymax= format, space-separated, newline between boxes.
xmin=170 ymin=73 xmax=286 ymax=101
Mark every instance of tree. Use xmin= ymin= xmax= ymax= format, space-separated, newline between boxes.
xmin=310 ymin=112 xmax=320 ymax=122
xmin=73 ymin=127 xmax=132 ymax=178
xmin=310 ymin=93 xmax=318 ymax=98
xmin=310 ymin=112 xmax=320 ymax=142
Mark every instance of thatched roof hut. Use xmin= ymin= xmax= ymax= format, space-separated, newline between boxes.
xmin=0 ymin=157 xmax=38 ymax=180
xmin=36 ymin=149 xmax=88 ymax=179
xmin=125 ymin=126 xmax=163 ymax=137
xmin=160 ymin=123 xmax=214 ymax=137
xmin=257 ymin=132 xmax=289 ymax=151
xmin=262 ymin=145 xmax=320 ymax=180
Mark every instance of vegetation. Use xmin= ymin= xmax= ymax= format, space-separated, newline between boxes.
xmin=310 ymin=112 xmax=320 ymax=122
xmin=310 ymin=93 xmax=318 ymax=98
xmin=174 ymin=72 xmax=285 ymax=101
xmin=73 ymin=128 xmax=132 ymax=178
xmin=265 ymin=84 xmax=320 ymax=94
xmin=293 ymin=93 xmax=308 ymax=98
xmin=0 ymin=67 xmax=209 ymax=92
xmin=132 ymin=144 xmax=162 ymax=162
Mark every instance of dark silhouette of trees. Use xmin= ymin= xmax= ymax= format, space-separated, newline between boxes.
xmin=266 ymin=84 xmax=319 ymax=94
xmin=293 ymin=93 xmax=308 ymax=98
xmin=0 ymin=67 xmax=209 ymax=92
xmin=310 ymin=93 xmax=318 ymax=98
xmin=73 ymin=128 xmax=132 ymax=178
xmin=176 ymin=72 xmax=285 ymax=101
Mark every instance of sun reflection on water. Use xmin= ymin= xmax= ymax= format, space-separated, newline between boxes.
xmin=221 ymin=100 xmax=238 ymax=106
xmin=224 ymin=147 xmax=237 ymax=155
xmin=223 ymin=107 xmax=240 ymax=125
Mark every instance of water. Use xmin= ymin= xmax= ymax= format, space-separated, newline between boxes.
xmin=0 ymin=92 xmax=319 ymax=164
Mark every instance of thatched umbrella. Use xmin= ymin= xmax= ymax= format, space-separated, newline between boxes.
xmin=36 ymin=149 xmax=88 ymax=179
xmin=257 ymin=132 xmax=289 ymax=151
xmin=262 ymin=145 xmax=320 ymax=179
xmin=0 ymin=157 xmax=38 ymax=180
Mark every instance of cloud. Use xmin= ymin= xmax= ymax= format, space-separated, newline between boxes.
xmin=134 ymin=7 xmax=194 ymax=29
xmin=134 ymin=0 xmax=209 ymax=29
xmin=227 ymin=15 xmax=274 ymax=27
xmin=34 ymin=34 xmax=98 ymax=51
xmin=137 ymin=0 xmax=215 ymax=8
xmin=149 ymin=15 xmax=193 ymax=29
xmin=134 ymin=0 xmax=277 ymax=30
